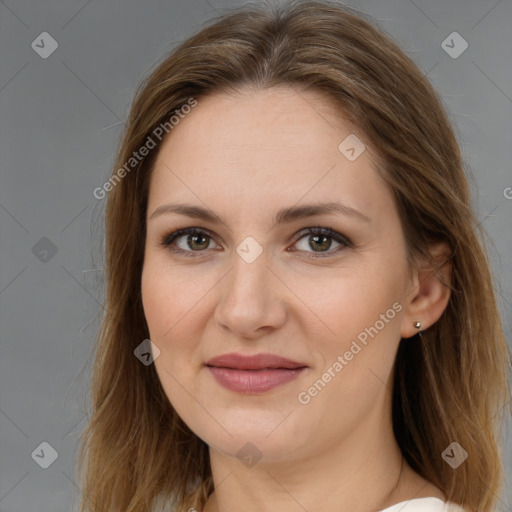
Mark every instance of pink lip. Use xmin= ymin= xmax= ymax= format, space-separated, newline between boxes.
xmin=207 ymin=367 xmax=306 ymax=393
xmin=205 ymin=353 xmax=308 ymax=394
xmin=205 ymin=352 xmax=306 ymax=370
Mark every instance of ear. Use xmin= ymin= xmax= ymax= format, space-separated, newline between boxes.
xmin=400 ymin=242 xmax=452 ymax=339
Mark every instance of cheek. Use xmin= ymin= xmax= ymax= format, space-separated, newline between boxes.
xmin=141 ymin=263 xmax=204 ymax=410
xmin=290 ymin=255 xmax=407 ymax=401
xmin=141 ymin=297 xmax=230 ymax=447
xmin=141 ymin=258 xmax=208 ymax=343
xmin=291 ymin=274 xmax=404 ymax=432
xmin=294 ymin=266 xmax=403 ymax=343
xmin=140 ymin=259 xmax=217 ymax=400
xmin=141 ymin=267 xmax=172 ymax=341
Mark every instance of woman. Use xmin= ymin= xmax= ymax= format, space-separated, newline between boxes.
xmin=76 ymin=1 xmax=511 ymax=511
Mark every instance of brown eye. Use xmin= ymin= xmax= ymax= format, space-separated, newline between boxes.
xmin=291 ymin=227 xmax=351 ymax=258
xmin=305 ymin=233 xmax=333 ymax=252
xmin=181 ymin=232 xmax=210 ymax=251
xmin=160 ymin=227 xmax=219 ymax=257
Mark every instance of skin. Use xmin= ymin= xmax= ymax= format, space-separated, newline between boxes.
xmin=141 ymin=86 xmax=451 ymax=512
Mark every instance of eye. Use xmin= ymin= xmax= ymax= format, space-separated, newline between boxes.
xmin=159 ymin=227 xmax=219 ymax=257
xmin=290 ymin=227 xmax=352 ymax=258
xmin=159 ymin=226 xmax=352 ymax=258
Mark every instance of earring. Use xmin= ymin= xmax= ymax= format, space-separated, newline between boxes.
xmin=413 ymin=321 xmax=421 ymax=329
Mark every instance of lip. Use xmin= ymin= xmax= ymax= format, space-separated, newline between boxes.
xmin=207 ymin=367 xmax=306 ymax=393
xmin=205 ymin=353 xmax=308 ymax=394
xmin=205 ymin=352 xmax=307 ymax=370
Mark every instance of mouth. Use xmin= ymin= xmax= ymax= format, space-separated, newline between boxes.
xmin=204 ymin=353 xmax=308 ymax=393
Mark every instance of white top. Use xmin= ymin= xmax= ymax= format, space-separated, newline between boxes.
xmin=379 ymin=497 xmax=465 ymax=512
xmin=155 ymin=495 xmax=466 ymax=512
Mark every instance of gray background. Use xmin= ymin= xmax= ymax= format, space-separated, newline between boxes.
xmin=1 ymin=0 xmax=511 ymax=511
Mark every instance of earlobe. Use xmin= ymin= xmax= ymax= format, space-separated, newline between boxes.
xmin=400 ymin=243 xmax=452 ymax=339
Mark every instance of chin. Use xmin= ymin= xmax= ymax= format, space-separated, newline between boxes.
xmin=184 ymin=407 xmax=314 ymax=464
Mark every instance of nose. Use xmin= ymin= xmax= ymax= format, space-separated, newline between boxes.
xmin=213 ymin=245 xmax=287 ymax=340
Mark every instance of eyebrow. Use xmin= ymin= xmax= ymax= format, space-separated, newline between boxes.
xmin=149 ymin=201 xmax=371 ymax=226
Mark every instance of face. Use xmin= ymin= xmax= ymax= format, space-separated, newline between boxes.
xmin=141 ymin=86 xmax=414 ymax=463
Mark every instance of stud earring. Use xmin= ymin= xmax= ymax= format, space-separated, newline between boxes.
xmin=413 ymin=321 xmax=421 ymax=329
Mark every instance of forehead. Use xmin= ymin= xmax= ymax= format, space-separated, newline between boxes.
xmin=148 ymin=87 xmax=393 ymax=223
xmin=156 ymin=86 xmax=359 ymax=156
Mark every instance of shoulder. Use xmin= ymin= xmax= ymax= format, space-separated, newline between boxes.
xmin=379 ymin=497 xmax=467 ymax=512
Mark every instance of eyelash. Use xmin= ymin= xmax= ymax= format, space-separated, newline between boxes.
xmin=158 ymin=226 xmax=352 ymax=259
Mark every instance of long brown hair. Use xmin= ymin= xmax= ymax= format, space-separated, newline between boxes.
xmin=76 ymin=1 xmax=511 ymax=511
